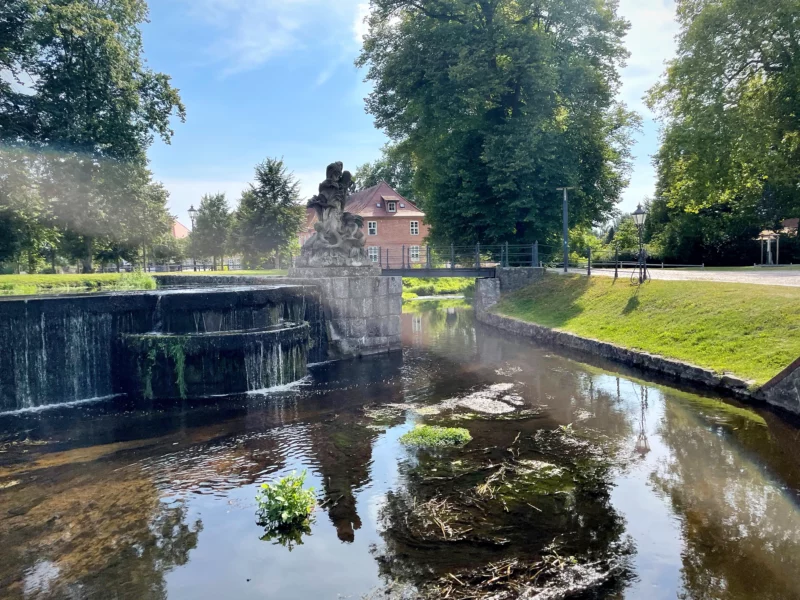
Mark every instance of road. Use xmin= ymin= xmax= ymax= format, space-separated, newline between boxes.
xmin=554 ymin=267 xmax=800 ymax=287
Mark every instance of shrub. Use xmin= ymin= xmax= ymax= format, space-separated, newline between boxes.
xmin=256 ymin=470 xmax=316 ymax=530
xmin=399 ymin=425 xmax=472 ymax=448
xmin=117 ymin=270 xmax=157 ymax=290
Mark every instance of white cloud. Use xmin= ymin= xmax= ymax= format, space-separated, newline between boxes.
xmin=187 ymin=0 xmax=366 ymax=77
xmin=353 ymin=3 xmax=370 ymax=45
xmin=616 ymin=0 xmax=680 ymax=210
xmin=618 ymin=0 xmax=679 ymax=115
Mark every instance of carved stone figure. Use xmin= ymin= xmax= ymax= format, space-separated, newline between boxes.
xmin=297 ymin=162 xmax=369 ymax=267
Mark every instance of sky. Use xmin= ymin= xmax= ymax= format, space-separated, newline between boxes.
xmin=142 ymin=0 xmax=680 ymax=227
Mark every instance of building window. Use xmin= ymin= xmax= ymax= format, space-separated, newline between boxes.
xmin=410 ymin=245 xmax=420 ymax=262
xmin=410 ymin=221 xmax=420 ymax=236
xmin=368 ymin=247 xmax=379 ymax=263
xmin=387 ymin=201 xmax=397 ymax=213
xmin=368 ymin=221 xmax=377 ymax=236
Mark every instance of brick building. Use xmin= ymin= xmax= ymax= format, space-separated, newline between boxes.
xmin=300 ymin=181 xmax=429 ymax=266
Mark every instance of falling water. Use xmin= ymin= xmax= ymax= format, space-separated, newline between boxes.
xmin=2 ymin=309 xmax=115 ymax=411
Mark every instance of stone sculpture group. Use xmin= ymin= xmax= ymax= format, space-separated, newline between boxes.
xmin=297 ymin=162 xmax=369 ymax=268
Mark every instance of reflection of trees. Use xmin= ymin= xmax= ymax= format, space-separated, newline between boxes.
xmin=651 ymin=400 xmax=800 ymax=599
xmin=0 ymin=463 xmax=201 ymax=599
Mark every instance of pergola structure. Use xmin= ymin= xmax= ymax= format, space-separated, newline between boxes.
xmin=757 ymin=218 xmax=798 ymax=266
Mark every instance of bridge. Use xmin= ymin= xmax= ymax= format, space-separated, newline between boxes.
xmin=376 ymin=243 xmax=551 ymax=278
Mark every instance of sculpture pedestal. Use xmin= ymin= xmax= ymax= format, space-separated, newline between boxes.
xmin=287 ymin=266 xmax=401 ymax=359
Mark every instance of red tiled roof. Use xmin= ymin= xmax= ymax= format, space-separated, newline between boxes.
xmin=783 ymin=218 xmax=799 ymax=231
xmin=171 ymin=220 xmax=190 ymax=239
xmin=347 ymin=181 xmax=425 ymax=218
xmin=304 ymin=181 xmax=424 ymax=228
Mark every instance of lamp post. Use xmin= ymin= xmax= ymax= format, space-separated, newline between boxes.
xmin=632 ymin=203 xmax=648 ymax=284
xmin=556 ymin=187 xmax=575 ymax=273
xmin=188 ymin=204 xmax=198 ymax=272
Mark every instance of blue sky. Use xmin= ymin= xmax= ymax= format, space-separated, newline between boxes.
xmin=142 ymin=0 xmax=679 ymax=227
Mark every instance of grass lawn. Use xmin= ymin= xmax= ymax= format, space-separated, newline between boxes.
xmin=0 ymin=270 xmax=288 ymax=296
xmin=0 ymin=272 xmax=156 ymax=296
xmin=493 ymin=274 xmax=800 ymax=386
xmin=402 ymin=277 xmax=475 ymax=298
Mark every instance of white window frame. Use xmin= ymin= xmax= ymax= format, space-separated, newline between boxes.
xmin=410 ymin=245 xmax=420 ymax=262
xmin=368 ymin=247 xmax=379 ymax=263
xmin=387 ymin=201 xmax=397 ymax=213
xmin=367 ymin=221 xmax=377 ymax=236
xmin=410 ymin=221 xmax=420 ymax=236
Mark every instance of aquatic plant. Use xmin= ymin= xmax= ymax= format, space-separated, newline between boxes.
xmin=256 ymin=471 xmax=316 ymax=531
xmin=399 ymin=425 xmax=472 ymax=448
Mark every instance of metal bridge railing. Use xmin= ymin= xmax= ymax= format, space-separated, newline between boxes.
xmin=368 ymin=243 xmax=558 ymax=270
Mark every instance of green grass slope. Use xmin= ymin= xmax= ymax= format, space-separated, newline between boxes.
xmin=494 ymin=275 xmax=800 ymax=386
xmin=0 ymin=272 xmax=156 ymax=296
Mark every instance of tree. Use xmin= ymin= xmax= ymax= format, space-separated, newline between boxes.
xmin=0 ymin=0 xmax=185 ymax=271
xmin=647 ymin=0 xmax=800 ymax=265
xmin=190 ymin=193 xmax=231 ymax=270
xmin=231 ymin=158 xmax=305 ymax=269
xmin=354 ymin=143 xmax=418 ymax=203
xmin=357 ymin=0 xmax=637 ymax=246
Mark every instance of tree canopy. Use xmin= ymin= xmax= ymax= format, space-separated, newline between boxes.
xmin=0 ymin=0 xmax=185 ymax=272
xmin=647 ymin=0 xmax=800 ymax=264
xmin=190 ymin=193 xmax=231 ymax=270
xmin=357 ymin=0 xmax=637 ymax=246
xmin=230 ymin=158 xmax=305 ymax=268
xmin=354 ymin=143 xmax=417 ymax=203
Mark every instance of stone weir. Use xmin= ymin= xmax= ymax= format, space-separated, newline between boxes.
xmin=0 ymin=286 xmax=322 ymax=411
xmin=157 ymin=266 xmax=403 ymax=360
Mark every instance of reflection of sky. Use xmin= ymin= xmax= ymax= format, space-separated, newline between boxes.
xmin=591 ymin=373 xmax=800 ymax=599
xmin=163 ymin=418 xmax=414 ymax=599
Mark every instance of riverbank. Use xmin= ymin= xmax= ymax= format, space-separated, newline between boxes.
xmin=0 ymin=270 xmax=287 ymax=296
xmin=488 ymin=275 xmax=800 ymax=387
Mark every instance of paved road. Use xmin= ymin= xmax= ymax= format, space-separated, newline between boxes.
xmin=555 ymin=267 xmax=800 ymax=287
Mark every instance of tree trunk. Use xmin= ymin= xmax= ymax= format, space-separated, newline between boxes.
xmin=213 ymin=256 xmax=218 ymax=271
xmin=82 ymin=237 xmax=94 ymax=273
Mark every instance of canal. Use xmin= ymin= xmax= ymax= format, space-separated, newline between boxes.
xmin=1 ymin=303 xmax=798 ymax=599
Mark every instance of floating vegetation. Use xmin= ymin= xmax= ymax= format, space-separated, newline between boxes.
xmin=255 ymin=471 xmax=316 ymax=551
xmin=424 ymin=551 xmax=625 ymax=600
xmin=362 ymin=404 xmax=406 ymax=430
xmin=400 ymin=425 xmax=472 ymax=448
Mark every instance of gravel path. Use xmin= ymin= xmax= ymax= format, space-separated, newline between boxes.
xmin=553 ymin=267 xmax=800 ymax=287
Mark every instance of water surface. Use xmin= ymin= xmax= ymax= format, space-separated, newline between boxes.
xmin=1 ymin=306 xmax=799 ymax=599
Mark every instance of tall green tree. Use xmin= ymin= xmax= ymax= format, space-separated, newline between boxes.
xmin=231 ymin=158 xmax=305 ymax=269
xmin=357 ymin=0 xmax=637 ymax=246
xmin=354 ymin=143 xmax=418 ymax=203
xmin=647 ymin=0 xmax=800 ymax=265
xmin=190 ymin=193 xmax=231 ymax=270
xmin=0 ymin=0 xmax=185 ymax=271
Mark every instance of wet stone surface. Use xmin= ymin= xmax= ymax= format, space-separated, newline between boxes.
xmin=0 ymin=306 xmax=799 ymax=599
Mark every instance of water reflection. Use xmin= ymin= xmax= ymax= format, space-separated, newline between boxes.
xmin=0 ymin=306 xmax=798 ymax=599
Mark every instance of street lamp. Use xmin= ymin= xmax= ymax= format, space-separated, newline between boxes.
xmin=556 ymin=187 xmax=575 ymax=273
xmin=188 ymin=205 xmax=198 ymax=272
xmin=632 ymin=203 xmax=648 ymax=284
